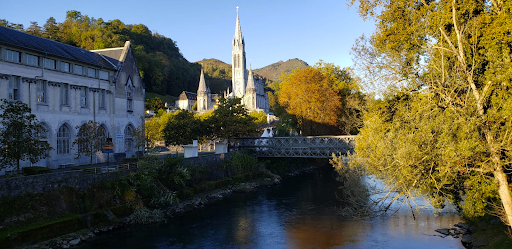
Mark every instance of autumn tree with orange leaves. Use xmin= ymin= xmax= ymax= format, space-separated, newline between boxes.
xmin=278 ymin=62 xmax=364 ymax=135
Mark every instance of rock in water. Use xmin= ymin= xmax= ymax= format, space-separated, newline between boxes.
xmin=68 ymin=238 xmax=81 ymax=246
xmin=435 ymin=228 xmax=451 ymax=236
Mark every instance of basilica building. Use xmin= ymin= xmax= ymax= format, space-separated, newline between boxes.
xmin=195 ymin=8 xmax=269 ymax=114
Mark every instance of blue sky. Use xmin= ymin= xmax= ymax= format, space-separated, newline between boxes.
xmin=1 ymin=0 xmax=375 ymax=69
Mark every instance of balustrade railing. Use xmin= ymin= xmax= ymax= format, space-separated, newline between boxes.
xmin=232 ymin=136 xmax=355 ymax=158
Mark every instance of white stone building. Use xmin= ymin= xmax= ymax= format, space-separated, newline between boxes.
xmin=0 ymin=26 xmax=145 ymax=171
xmin=230 ymin=8 xmax=269 ymax=113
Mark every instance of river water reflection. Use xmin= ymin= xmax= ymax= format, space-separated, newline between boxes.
xmin=79 ymin=167 xmax=463 ymax=248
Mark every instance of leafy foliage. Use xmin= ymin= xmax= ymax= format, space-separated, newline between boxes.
xmin=278 ymin=61 xmax=365 ymax=135
xmin=162 ymin=110 xmax=205 ymax=146
xmin=72 ymin=120 xmax=104 ymax=165
xmin=207 ymin=97 xmax=258 ymax=140
xmin=348 ymin=0 xmax=512 ymax=226
xmin=0 ymin=99 xmax=52 ymax=173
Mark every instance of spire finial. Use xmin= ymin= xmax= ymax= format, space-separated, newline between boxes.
xmin=236 ymin=6 xmax=239 ymax=13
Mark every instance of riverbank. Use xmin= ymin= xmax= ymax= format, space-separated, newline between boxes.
xmin=1 ymin=153 xmax=327 ymax=248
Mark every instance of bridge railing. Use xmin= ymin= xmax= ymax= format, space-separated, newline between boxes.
xmin=231 ymin=136 xmax=355 ymax=158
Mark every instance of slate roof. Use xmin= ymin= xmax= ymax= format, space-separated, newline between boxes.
xmin=92 ymin=48 xmax=124 ymax=66
xmin=179 ymin=91 xmax=197 ymax=101
xmin=0 ymin=26 xmax=116 ymax=70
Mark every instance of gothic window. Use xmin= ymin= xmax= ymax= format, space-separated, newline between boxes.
xmin=124 ymin=125 xmax=133 ymax=151
xmin=77 ymin=124 xmax=89 ymax=153
xmin=57 ymin=125 xmax=70 ymax=154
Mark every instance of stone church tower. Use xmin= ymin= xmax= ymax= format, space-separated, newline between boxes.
xmin=245 ymin=66 xmax=257 ymax=110
xmin=197 ymin=69 xmax=211 ymax=113
xmin=232 ymin=7 xmax=247 ymax=99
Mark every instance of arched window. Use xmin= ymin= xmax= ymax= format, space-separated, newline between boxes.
xmin=57 ymin=125 xmax=70 ymax=154
xmin=124 ymin=125 xmax=133 ymax=151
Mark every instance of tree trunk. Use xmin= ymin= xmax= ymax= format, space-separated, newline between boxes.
xmin=17 ymin=159 xmax=20 ymax=175
xmin=494 ymin=166 xmax=512 ymax=227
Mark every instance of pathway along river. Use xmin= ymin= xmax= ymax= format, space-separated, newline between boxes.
xmin=79 ymin=167 xmax=464 ymax=248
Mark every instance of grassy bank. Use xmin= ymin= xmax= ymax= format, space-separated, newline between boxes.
xmin=0 ymin=152 xmax=323 ymax=248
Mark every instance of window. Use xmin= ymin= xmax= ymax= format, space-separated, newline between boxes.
xmin=80 ymin=87 xmax=87 ymax=107
xmin=44 ymin=58 xmax=56 ymax=69
xmin=61 ymin=62 xmax=71 ymax=72
xmin=99 ymin=70 xmax=109 ymax=80
xmin=126 ymin=78 xmax=134 ymax=111
xmin=6 ymin=50 xmax=20 ymax=63
xmin=26 ymin=54 xmax=39 ymax=66
xmin=38 ymin=123 xmax=50 ymax=149
xmin=57 ymin=125 xmax=70 ymax=154
xmin=99 ymin=89 xmax=106 ymax=109
xmin=77 ymin=124 xmax=89 ymax=153
xmin=8 ymin=76 xmax=20 ymax=101
xmin=98 ymin=125 xmax=107 ymax=148
xmin=74 ymin=65 xmax=83 ymax=75
xmin=36 ymin=80 xmax=47 ymax=103
xmin=87 ymin=68 xmax=96 ymax=78
xmin=61 ymin=84 xmax=69 ymax=105
xmin=124 ymin=125 xmax=133 ymax=151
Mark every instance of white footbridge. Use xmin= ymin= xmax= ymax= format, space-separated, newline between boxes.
xmin=231 ymin=136 xmax=355 ymax=158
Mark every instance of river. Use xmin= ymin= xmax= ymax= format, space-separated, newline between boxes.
xmin=79 ymin=167 xmax=464 ymax=248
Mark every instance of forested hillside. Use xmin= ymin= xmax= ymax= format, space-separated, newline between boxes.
xmin=254 ymin=58 xmax=309 ymax=82
xmin=0 ymin=11 xmax=201 ymax=96
xmin=196 ymin=59 xmax=231 ymax=94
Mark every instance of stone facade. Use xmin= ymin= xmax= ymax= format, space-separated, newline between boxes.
xmin=230 ymin=8 xmax=269 ymax=113
xmin=0 ymin=26 xmax=145 ymax=173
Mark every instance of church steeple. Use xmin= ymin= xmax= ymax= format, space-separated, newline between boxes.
xmin=246 ymin=65 xmax=256 ymax=90
xmin=232 ymin=6 xmax=247 ymax=99
xmin=197 ymin=68 xmax=210 ymax=113
xmin=198 ymin=69 xmax=207 ymax=93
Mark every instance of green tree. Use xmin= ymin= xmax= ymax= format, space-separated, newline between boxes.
xmin=347 ymin=0 xmax=512 ymax=227
xmin=145 ymin=97 xmax=164 ymax=111
xmin=43 ymin=17 xmax=60 ymax=40
xmin=162 ymin=110 xmax=204 ymax=146
xmin=132 ymin=122 xmax=146 ymax=155
xmin=145 ymin=116 xmax=163 ymax=149
xmin=0 ymin=99 xmax=52 ymax=174
xmin=207 ymin=97 xmax=257 ymax=140
xmin=73 ymin=120 xmax=104 ymax=165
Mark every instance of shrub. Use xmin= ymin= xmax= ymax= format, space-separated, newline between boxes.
xmin=22 ymin=166 xmax=51 ymax=175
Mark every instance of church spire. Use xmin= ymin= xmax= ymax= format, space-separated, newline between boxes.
xmin=233 ymin=6 xmax=244 ymax=49
xmin=198 ymin=68 xmax=207 ymax=93
xmin=247 ymin=65 xmax=256 ymax=90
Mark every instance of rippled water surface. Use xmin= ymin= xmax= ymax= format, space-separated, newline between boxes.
xmin=79 ymin=167 xmax=463 ymax=249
